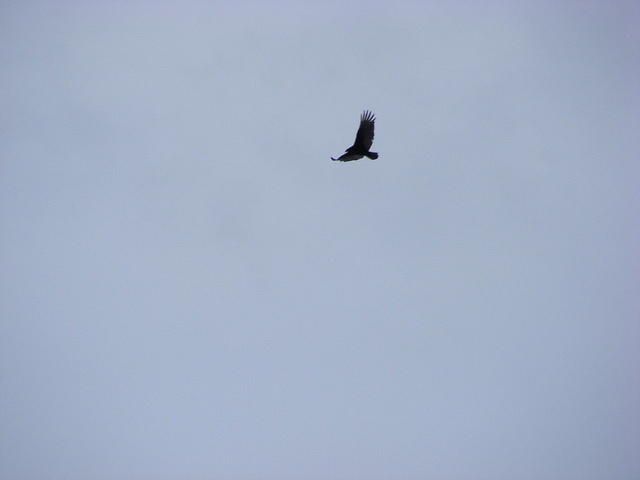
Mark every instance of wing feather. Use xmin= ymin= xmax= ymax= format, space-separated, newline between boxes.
xmin=352 ymin=110 xmax=375 ymax=151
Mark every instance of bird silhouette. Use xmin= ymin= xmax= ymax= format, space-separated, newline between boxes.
xmin=331 ymin=110 xmax=379 ymax=162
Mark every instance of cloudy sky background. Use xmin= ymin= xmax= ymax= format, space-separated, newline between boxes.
xmin=2 ymin=1 xmax=639 ymax=478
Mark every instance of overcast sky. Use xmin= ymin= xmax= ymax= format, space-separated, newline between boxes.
xmin=2 ymin=1 xmax=639 ymax=479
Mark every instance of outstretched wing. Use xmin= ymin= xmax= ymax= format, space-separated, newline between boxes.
xmin=352 ymin=110 xmax=375 ymax=151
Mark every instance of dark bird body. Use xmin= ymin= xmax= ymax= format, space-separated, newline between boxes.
xmin=331 ymin=110 xmax=379 ymax=162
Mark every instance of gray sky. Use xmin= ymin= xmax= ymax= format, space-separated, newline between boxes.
xmin=2 ymin=1 xmax=639 ymax=479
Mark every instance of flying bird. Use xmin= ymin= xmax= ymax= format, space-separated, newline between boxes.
xmin=331 ymin=110 xmax=379 ymax=162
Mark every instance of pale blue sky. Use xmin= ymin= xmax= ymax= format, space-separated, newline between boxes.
xmin=2 ymin=1 xmax=639 ymax=479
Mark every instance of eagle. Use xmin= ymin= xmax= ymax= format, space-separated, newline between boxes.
xmin=331 ymin=110 xmax=379 ymax=162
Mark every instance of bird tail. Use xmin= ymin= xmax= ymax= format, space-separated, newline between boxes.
xmin=366 ymin=152 xmax=378 ymax=160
